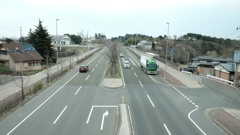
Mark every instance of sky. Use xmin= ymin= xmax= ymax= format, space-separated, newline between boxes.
xmin=1 ymin=0 xmax=240 ymax=39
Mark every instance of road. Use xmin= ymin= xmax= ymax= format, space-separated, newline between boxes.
xmin=0 ymin=47 xmax=239 ymax=135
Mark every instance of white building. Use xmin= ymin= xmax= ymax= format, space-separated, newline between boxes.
xmin=52 ymin=35 xmax=71 ymax=45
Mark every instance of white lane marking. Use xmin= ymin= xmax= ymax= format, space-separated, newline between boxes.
xmin=174 ymin=87 xmax=198 ymax=108
xmin=129 ymin=58 xmax=136 ymax=66
xmin=85 ymin=75 xmax=90 ymax=80
xmin=188 ymin=108 xmax=206 ymax=135
xmin=127 ymin=106 xmax=135 ymax=135
xmin=86 ymin=105 xmax=117 ymax=124
xmin=147 ymin=95 xmax=155 ymax=107
xmin=134 ymin=72 xmax=137 ymax=77
xmin=96 ymin=64 xmax=98 ymax=67
xmin=92 ymin=69 xmax=95 ymax=72
xmin=75 ymin=86 xmax=82 ymax=95
xmin=163 ymin=124 xmax=171 ymax=135
xmin=131 ymin=67 xmax=133 ymax=70
xmin=86 ymin=49 xmax=103 ymax=65
xmin=86 ymin=106 xmax=94 ymax=124
xmin=53 ymin=106 xmax=68 ymax=124
xmin=6 ymin=73 xmax=78 ymax=135
xmin=139 ymin=81 xmax=143 ymax=87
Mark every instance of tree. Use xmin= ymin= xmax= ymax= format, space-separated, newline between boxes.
xmin=64 ymin=34 xmax=82 ymax=44
xmin=151 ymin=41 xmax=155 ymax=50
xmin=105 ymin=43 xmax=120 ymax=75
xmin=5 ymin=38 xmax=13 ymax=43
xmin=28 ymin=19 xmax=54 ymax=63
xmin=14 ymin=55 xmax=30 ymax=100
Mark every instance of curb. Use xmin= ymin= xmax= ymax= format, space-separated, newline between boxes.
xmin=116 ymin=104 xmax=133 ymax=135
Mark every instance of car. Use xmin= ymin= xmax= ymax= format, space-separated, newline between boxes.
xmin=123 ymin=60 xmax=130 ymax=68
xmin=79 ymin=65 xmax=89 ymax=72
xmin=120 ymin=53 xmax=124 ymax=57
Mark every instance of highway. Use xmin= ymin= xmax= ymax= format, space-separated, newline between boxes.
xmin=0 ymin=47 xmax=239 ymax=135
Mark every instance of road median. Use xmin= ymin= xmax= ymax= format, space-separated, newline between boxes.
xmin=115 ymin=104 xmax=133 ymax=135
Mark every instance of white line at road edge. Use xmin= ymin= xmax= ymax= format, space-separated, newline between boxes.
xmin=188 ymin=108 xmax=206 ymax=135
xmin=6 ymin=73 xmax=78 ymax=135
xmin=53 ymin=106 xmax=68 ymax=124
xmin=147 ymin=95 xmax=155 ymax=107
xmin=163 ymin=124 xmax=171 ymax=135
xmin=134 ymin=72 xmax=137 ymax=77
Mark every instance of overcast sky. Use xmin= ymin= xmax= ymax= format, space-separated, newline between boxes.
xmin=1 ymin=0 xmax=240 ymax=39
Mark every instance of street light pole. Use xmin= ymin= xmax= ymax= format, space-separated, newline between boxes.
xmin=56 ymin=19 xmax=59 ymax=71
xmin=164 ymin=22 xmax=170 ymax=78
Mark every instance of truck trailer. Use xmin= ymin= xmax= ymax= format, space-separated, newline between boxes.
xmin=140 ymin=52 xmax=158 ymax=75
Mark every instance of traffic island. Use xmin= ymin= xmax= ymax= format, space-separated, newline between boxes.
xmin=115 ymin=104 xmax=133 ymax=135
xmin=102 ymin=78 xmax=123 ymax=89
xmin=208 ymin=108 xmax=240 ymax=135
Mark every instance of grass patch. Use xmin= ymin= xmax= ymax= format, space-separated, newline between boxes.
xmin=105 ymin=61 xmax=121 ymax=78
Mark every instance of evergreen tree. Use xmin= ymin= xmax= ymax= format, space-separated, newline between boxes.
xmin=28 ymin=19 xmax=54 ymax=62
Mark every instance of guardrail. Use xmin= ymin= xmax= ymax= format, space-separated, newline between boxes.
xmin=207 ymin=74 xmax=234 ymax=85
xmin=181 ymin=71 xmax=192 ymax=75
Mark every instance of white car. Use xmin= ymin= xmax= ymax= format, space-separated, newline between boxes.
xmin=123 ymin=60 xmax=130 ymax=68
xmin=120 ymin=53 xmax=124 ymax=57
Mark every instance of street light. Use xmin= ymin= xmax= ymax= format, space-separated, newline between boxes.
xmin=164 ymin=22 xmax=169 ymax=78
xmin=56 ymin=19 xmax=59 ymax=71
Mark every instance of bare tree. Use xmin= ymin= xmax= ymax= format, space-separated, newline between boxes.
xmin=45 ymin=49 xmax=51 ymax=83
xmin=105 ymin=43 xmax=120 ymax=75
xmin=14 ymin=58 xmax=30 ymax=100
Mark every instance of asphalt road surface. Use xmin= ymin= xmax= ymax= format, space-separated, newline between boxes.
xmin=0 ymin=47 xmax=239 ymax=135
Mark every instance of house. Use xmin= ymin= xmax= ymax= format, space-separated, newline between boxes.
xmin=233 ymin=50 xmax=240 ymax=85
xmin=188 ymin=56 xmax=233 ymax=75
xmin=188 ymin=51 xmax=240 ymax=86
xmin=137 ymin=40 xmax=152 ymax=50
xmin=214 ymin=63 xmax=235 ymax=81
xmin=52 ymin=35 xmax=71 ymax=45
xmin=0 ymin=43 xmax=44 ymax=72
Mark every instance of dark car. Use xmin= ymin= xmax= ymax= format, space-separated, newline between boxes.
xmin=79 ymin=65 xmax=89 ymax=72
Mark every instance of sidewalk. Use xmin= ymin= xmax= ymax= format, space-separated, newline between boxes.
xmin=0 ymin=48 xmax=99 ymax=101
xmin=128 ymin=47 xmax=202 ymax=88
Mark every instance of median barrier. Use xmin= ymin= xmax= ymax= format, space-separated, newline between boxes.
xmin=116 ymin=104 xmax=133 ymax=135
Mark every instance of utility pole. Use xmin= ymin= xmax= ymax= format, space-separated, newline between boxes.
xmin=56 ymin=19 xmax=60 ymax=72
xmin=171 ymin=47 xmax=174 ymax=62
xmin=20 ymin=26 xmax=22 ymax=43
xmin=164 ymin=22 xmax=170 ymax=78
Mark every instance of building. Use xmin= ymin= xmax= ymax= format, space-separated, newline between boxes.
xmin=188 ymin=51 xmax=240 ymax=86
xmin=0 ymin=43 xmax=44 ymax=72
xmin=137 ymin=40 xmax=152 ymax=50
xmin=52 ymin=35 xmax=71 ymax=45
xmin=188 ymin=56 xmax=233 ymax=75
xmin=233 ymin=50 xmax=240 ymax=85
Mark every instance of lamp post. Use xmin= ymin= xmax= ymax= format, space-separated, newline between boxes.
xmin=56 ymin=19 xmax=59 ymax=71
xmin=164 ymin=22 xmax=169 ymax=78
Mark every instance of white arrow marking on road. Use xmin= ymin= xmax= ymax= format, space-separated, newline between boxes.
xmin=100 ymin=110 xmax=109 ymax=130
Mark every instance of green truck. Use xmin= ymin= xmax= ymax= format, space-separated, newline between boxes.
xmin=140 ymin=52 xmax=158 ymax=75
